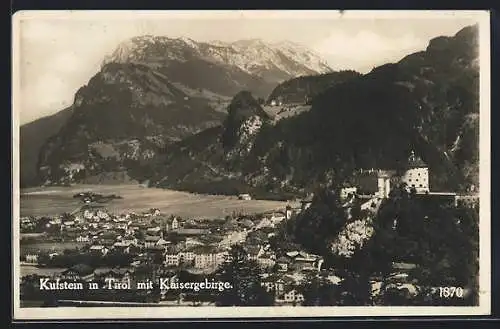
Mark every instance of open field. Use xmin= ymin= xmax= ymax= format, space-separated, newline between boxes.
xmin=20 ymin=184 xmax=297 ymax=218
xmin=19 ymin=265 xmax=119 ymax=277
xmin=20 ymin=194 xmax=81 ymax=217
xmin=20 ymin=265 xmax=67 ymax=277
xmin=20 ymin=242 xmax=87 ymax=255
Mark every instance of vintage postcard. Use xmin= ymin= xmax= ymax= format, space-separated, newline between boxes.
xmin=12 ymin=10 xmax=491 ymax=320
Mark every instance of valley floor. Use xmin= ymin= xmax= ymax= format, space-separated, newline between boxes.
xmin=20 ymin=184 xmax=297 ymax=219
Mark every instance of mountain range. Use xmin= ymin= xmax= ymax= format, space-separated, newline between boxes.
xmin=104 ymin=37 xmax=332 ymax=84
xmin=21 ymin=25 xmax=480 ymax=198
xmin=20 ymin=37 xmax=333 ymax=187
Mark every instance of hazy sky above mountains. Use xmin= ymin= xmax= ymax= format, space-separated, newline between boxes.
xmin=15 ymin=10 xmax=482 ymax=124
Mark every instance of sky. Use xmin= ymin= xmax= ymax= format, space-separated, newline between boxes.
xmin=13 ymin=10 xmax=483 ymax=125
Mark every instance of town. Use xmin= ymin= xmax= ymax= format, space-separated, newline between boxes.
xmin=19 ymin=151 xmax=479 ymax=307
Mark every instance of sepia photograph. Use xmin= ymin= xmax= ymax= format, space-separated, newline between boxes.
xmin=12 ymin=10 xmax=491 ymax=319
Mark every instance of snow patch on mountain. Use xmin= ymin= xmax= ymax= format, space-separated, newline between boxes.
xmin=104 ymin=36 xmax=332 ymax=81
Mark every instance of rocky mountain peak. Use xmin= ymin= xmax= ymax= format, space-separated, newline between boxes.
xmin=102 ymin=36 xmax=333 ymax=82
xmin=222 ymin=91 xmax=270 ymax=155
xmin=227 ymin=91 xmax=270 ymax=121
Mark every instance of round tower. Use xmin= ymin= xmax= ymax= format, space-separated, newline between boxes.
xmin=402 ymin=150 xmax=429 ymax=193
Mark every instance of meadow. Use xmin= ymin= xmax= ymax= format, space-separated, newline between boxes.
xmin=20 ymin=242 xmax=87 ymax=255
xmin=20 ymin=184 xmax=297 ymax=218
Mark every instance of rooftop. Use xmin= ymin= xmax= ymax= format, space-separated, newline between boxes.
xmin=65 ymin=263 xmax=94 ymax=276
xmin=175 ymin=228 xmax=210 ymax=235
xmin=145 ymin=235 xmax=162 ymax=242
xmin=416 ymin=192 xmax=457 ymax=197
xmin=245 ymin=245 xmax=262 ymax=255
xmin=190 ymin=245 xmax=218 ymax=254
xmin=407 ymin=150 xmax=427 ymax=168
xmin=392 ymin=262 xmax=417 ymax=270
xmin=102 ymin=268 xmax=134 ymax=276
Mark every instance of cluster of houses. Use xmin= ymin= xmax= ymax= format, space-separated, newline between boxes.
xmin=21 ymin=199 xmax=332 ymax=305
xmin=38 ymin=247 xmax=326 ymax=306
xmin=21 ymin=203 xmax=315 ymax=272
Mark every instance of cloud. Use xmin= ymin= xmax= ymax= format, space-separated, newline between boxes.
xmin=314 ymin=30 xmax=427 ymax=73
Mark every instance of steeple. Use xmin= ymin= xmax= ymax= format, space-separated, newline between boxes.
xmin=407 ymin=150 xmax=427 ymax=168
xmin=409 ymin=150 xmax=416 ymax=162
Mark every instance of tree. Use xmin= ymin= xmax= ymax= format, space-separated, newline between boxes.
xmin=104 ymin=250 xmax=134 ymax=267
xmin=214 ymin=245 xmax=273 ymax=306
xmin=134 ymin=230 xmax=145 ymax=240
xmin=164 ymin=232 xmax=184 ymax=244
xmin=20 ymin=274 xmax=42 ymax=300
xmin=334 ymin=271 xmax=373 ymax=306
xmin=361 ymin=186 xmax=480 ymax=306
xmin=381 ymin=286 xmax=413 ymax=305
xmin=182 ymin=274 xmax=218 ymax=306
xmin=35 ymin=217 xmax=52 ymax=232
xmin=299 ymin=273 xmax=337 ymax=306
xmin=269 ymin=218 xmax=300 ymax=253
xmin=293 ymin=187 xmax=349 ymax=256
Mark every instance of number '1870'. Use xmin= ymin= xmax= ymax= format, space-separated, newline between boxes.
xmin=439 ymin=286 xmax=464 ymax=298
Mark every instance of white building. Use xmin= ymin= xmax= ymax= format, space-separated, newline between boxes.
xmin=194 ymin=250 xmax=218 ymax=269
xmin=193 ymin=247 xmax=228 ymax=269
xmin=178 ymin=250 xmax=196 ymax=263
xmin=113 ymin=241 xmax=132 ymax=254
xmin=97 ymin=210 xmax=109 ymax=220
xmin=185 ymin=237 xmax=205 ymax=248
xmin=144 ymin=235 xmax=162 ymax=248
xmin=271 ymin=212 xmax=286 ymax=223
xmin=120 ymin=236 xmax=138 ymax=246
xmin=165 ymin=252 xmax=180 ymax=266
xmin=377 ymin=171 xmax=392 ymax=198
xmin=25 ymin=254 xmax=39 ymax=263
xmin=238 ymin=193 xmax=252 ymax=201
xmin=300 ymin=195 xmax=314 ymax=211
xmin=170 ymin=217 xmax=179 ymax=230
xmin=89 ymin=245 xmax=109 ymax=256
xmin=341 ymin=187 xmax=358 ymax=200
xmin=216 ymin=250 xmax=229 ymax=265
xmin=116 ymin=222 xmax=129 ymax=230
xmin=83 ymin=210 xmax=94 ymax=220
xmin=402 ymin=150 xmax=429 ymax=193
xmin=256 ymin=251 xmax=276 ymax=269
xmin=282 ymin=288 xmax=305 ymax=304
xmin=146 ymin=226 xmax=162 ymax=235
xmin=76 ymin=235 xmax=90 ymax=243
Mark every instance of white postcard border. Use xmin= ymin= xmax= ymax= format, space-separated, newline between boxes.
xmin=11 ymin=9 xmax=492 ymax=320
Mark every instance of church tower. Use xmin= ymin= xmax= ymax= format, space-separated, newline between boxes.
xmin=402 ymin=150 xmax=429 ymax=193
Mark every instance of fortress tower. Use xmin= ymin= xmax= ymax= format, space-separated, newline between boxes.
xmin=402 ymin=150 xmax=429 ymax=193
